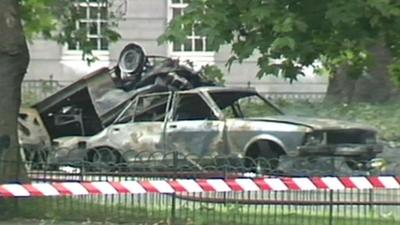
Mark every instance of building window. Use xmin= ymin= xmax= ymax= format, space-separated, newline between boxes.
xmin=169 ymin=0 xmax=213 ymax=53
xmin=168 ymin=0 xmax=215 ymax=68
xmin=67 ymin=0 xmax=109 ymax=51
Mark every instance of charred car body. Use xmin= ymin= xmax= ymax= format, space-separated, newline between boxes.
xmin=49 ymin=86 xmax=382 ymax=171
xmin=20 ymin=43 xmax=383 ymax=171
xmin=29 ymin=44 xmax=213 ymax=141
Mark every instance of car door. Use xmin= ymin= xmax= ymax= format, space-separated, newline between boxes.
xmin=107 ymin=92 xmax=172 ymax=155
xmin=165 ymin=92 xmax=225 ymax=156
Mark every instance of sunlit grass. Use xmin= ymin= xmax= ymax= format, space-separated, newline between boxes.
xmin=276 ymin=100 xmax=400 ymax=142
xmin=1 ymin=197 xmax=398 ymax=225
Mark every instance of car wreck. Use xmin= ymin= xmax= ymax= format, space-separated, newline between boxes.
xmin=18 ymin=43 xmax=213 ymax=153
xmin=28 ymin=44 xmax=214 ymax=140
xmin=20 ymin=43 xmax=383 ymax=172
xmin=48 ymin=86 xmax=383 ymax=172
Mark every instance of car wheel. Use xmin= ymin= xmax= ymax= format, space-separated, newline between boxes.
xmin=85 ymin=147 xmax=122 ymax=172
xmin=345 ymin=156 xmax=375 ymax=171
xmin=20 ymin=146 xmax=49 ymax=171
xmin=245 ymin=141 xmax=283 ymax=175
xmin=255 ymin=150 xmax=280 ymax=174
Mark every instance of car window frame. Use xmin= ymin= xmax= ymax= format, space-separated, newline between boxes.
xmin=206 ymin=89 xmax=284 ymax=119
xmin=112 ymin=99 xmax=138 ymax=124
xmin=169 ymin=91 xmax=221 ymax=122
xmin=132 ymin=92 xmax=173 ymax=123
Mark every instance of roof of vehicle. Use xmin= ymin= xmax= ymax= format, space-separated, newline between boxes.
xmin=134 ymin=86 xmax=260 ymax=99
xmin=179 ymin=86 xmax=258 ymax=94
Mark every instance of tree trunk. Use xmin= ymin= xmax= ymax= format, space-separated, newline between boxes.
xmin=0 ymin=0 xmax=29 ymax=182
xmin=325 ymin=43 xmax=399 ymax=103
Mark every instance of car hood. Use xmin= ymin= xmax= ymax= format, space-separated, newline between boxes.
xmin=247 ymin=116 xmax=376 ymax=131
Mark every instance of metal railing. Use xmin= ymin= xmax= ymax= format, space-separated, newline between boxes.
xmin=19 ymin=147 xmax=400 ymax=177
xmin=21 ymin=79 xmax=327 ymax=104
xmin=3 ymin=189 xmax=399 ymax=225
xmin=262 ymin=91 xmax=326 ymax=101
xmin=21 ymin=78 xmax=73 ymax=105
xmin=1 ymin=148 xmax=399 ymax=224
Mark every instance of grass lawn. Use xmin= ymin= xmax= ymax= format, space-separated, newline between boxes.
xmin=0 ymin=196 xmax=398 ymax=225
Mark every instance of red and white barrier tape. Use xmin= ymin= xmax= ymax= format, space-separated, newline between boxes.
xmin=1 ymin=176 xmax=400 ymax=198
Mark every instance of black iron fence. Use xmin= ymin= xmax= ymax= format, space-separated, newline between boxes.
xmin=262 ymin=91 xmax=326 ymax=101
xmin=18 ymin=147 xmax=400 ymax=177
xmin=1 ymin=149 xmax=400 ymax=224
xmin=21 ymin=79 xmax=326 ymax=104
xmin=2 ymin=188 xmax=399 ymax=225
xmin=22 ymin=78 xmax=65 ymax=102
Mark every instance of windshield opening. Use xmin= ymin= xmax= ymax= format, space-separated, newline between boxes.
xmin=209 ymin=91 xmax=283 ymax=118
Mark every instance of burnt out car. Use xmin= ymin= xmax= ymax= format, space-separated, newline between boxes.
xmin=49 ymin=86 xmax=383 ymax=171
xmin=30 ymin=44 xmax=213 ymax=142
xmin=19 ymin=43 xmax=214 ymax=161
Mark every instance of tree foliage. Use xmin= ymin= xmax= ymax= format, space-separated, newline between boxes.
xmin=20 ymin=0 xmax=122 ymax=62
xmin=0 ymin=0 xmax=124 ymax=181
xmin=160 ymin=0 xmax=400 ymax=83
xmin=201 ymin=64 xmax=226 ymax=84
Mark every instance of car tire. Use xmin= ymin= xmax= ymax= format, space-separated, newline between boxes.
xmin=85 ymin=147 xmax=122 ymax=172
xmin=20 ymin=146 xmax=49 ymax=171
xmin=245 ymin=141 xmax=283 ymax=175
xmin=255 ymin=150 xmax=280 ymax=174
xmin=345 ymin=156 xmax=375 ymax=171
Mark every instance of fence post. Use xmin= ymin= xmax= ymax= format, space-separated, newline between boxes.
xmin=170 ymin=151 xmax=178 ymax=225
xmin=327 ymin=189 xmax=334 ymax=225
xmin=328 ymin=156 xmax=335 ymax=225
xmin=223 ymin=162 xmax=227 ymax=206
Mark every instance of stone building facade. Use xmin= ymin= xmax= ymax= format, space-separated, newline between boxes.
xmin=25 ymin=0 xmax=327 ymax=94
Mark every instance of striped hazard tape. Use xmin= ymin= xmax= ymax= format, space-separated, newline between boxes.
xmin=1 ymin=176 xmax=400 ymax=198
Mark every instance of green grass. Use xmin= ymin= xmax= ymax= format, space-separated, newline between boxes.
xmin=275 ymin=100 xmax=400 ymax=143
xmin=0 ymin=219 xmax=110 ymax=225
xmin=1 ymin=196 xmax=398 ymax=225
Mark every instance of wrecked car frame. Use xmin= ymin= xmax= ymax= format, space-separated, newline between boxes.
xmin=19 ymin=43 xmax=214 ymax=150
xmin=19 ymin=43 xmax=383 ymax=172
xmin=49 ymin=86 xmax=383 ymax=170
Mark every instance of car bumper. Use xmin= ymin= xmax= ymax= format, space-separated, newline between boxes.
xmin=297 ymin=144 xmax=383 ymax=157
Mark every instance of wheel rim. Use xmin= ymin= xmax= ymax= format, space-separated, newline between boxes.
xmin=89 ymin=148 xmax=119 ymax=172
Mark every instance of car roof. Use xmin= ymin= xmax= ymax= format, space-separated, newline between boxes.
xmin=135 ymin=86 xmax=259 ymax=99
xmin=179 ymin=86 xmax=258 ymax=94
